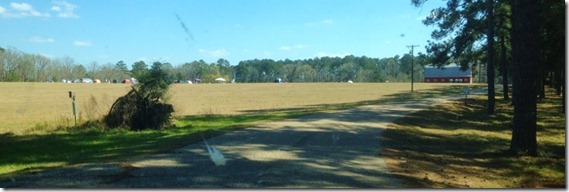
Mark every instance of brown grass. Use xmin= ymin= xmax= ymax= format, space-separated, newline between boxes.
xmin=0 ymin=82 xmax=453 ymax=135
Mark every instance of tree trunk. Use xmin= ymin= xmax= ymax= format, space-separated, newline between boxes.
xmin=539 ymin=73 xmax=546 ymax=100
xmin=562 ymin=62 xmax=566 ymax=113
xmin=499 ymin=19 xmax=509 ymax=101
xmin=487 ymin=0 xmax=496 ymax=114
xmin=509 ymin=0 xmax=539 ymax=155
xmin=555 ymin=63 xmax=562 ymax=96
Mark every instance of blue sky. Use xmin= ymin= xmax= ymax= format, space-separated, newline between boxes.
xmin=0 ymin=0 xmax=445 ymax=66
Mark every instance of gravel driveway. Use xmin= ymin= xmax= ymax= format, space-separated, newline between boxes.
xmin=2 ymin=92 xmax=472 ymax=188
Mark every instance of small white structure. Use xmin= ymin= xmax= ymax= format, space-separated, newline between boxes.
xmin=347 ymin=80 xmax=354 ymax=83
xmin=215 ymin=78 xmax=226 ymax=83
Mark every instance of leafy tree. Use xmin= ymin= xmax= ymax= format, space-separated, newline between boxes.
xmin=539 ymin=0 xmax=565 ymax=107
xmin=72 ymin=65 xmax=87 ymax=79
xmin=87 ymin=61 xmax=99 ymax=80
xmin=216 ymin=58 xmax=233 ymax=80
xmin=203 ymin=64 xmax=221 ymax=83
xmin=98 ymin=63 xmax=122 ymax=83
xmin=115 ymin=60 xmax=128 ymax=72
xmin=293 ymin=64 xmax=316 ymax=82
xmin=115 ymin=60 xmax=130 ymax=79
xmin=496 ymin=2 xmax=512 ymax=101
xmin=160 ymin=62 xmax=176 ymax=81
xmin=131 ymin=60 xmax=148 ymax=80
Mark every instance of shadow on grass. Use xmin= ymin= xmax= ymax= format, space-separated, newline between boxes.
xmin=381 ymin=90 xmax=566 ymax=188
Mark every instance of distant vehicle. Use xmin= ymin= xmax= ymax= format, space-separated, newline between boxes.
xmin=73 ymin=78 xmax=93 ymax=83
xmin=274 ymin=78 xmax=283 ymax=83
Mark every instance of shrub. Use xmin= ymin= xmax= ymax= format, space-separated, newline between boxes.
xmin=104 ymin=62 xmax=174 ymax=131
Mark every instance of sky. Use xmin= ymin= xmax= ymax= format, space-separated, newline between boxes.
xmin=0 ymin=0 xmax=446 ymax=67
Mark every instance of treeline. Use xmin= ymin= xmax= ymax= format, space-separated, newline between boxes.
xmin=0 ymin=46 xmax=432 ymax=83
xmin=235 ymin=54 xmax=428 ymax=83
xmin=0 ymin=47 xmax=131 ymax=83
xmin=0 ymin=46 xmax=236 ymax=83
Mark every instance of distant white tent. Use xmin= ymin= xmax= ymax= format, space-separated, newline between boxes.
xmin=215 ymin=78 xmax=226 ymax=82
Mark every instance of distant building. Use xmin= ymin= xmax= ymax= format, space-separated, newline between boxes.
xmin=424 ymin=64 xmax=472 ymax=83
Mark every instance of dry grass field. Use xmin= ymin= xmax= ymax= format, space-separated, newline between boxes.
xmin=0 ymin=82 xmax=448 ymax=135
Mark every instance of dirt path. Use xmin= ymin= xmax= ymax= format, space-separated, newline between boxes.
xmin=2 ymin=92 xmax=477 ymax=188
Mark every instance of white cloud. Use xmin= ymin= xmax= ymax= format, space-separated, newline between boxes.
xmin=30 ymin=36 xmax=55 ymax=43
xmin=279 ymin=46 xmax=291 ymax=51
xmin=3 ymin=2 xmax=50 ymax=17
xmin=199 ymin=48 xmax=229 ymax=58
xmin=305 ymin=19 xmax=334 ymax=27
xmin=315 ymin=52 xmax=350 ymax=58
xmin=74 ymin=40 xmax=92 ymax=46
xmin=51 ymin=0 xmax=78 ymax=18
xmin=30 ymin=10 xmax=49 ymax=17
xmin=280 ymin=44 xmax=309 ymax=51
xmin=0 ymin=1 xmax=79 ymax=18
xmin=51 ymin=6 xmax=61 ymax=12
xmin=10 ymin=3 xmax=33 ymax=12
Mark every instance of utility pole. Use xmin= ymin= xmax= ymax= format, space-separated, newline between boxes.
xmin=407 ymin=45 xmax=419 ymax=92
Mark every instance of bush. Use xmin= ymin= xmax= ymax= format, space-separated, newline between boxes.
xmin=104 ymin=62 xmax=174 ymax=131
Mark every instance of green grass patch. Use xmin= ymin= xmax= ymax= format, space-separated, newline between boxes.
xmin=382 ymin=88 xmax=566 ymax=188
xmin=0 ymin=111 xmax=311 ymax=179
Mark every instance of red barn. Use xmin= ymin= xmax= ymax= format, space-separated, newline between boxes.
xmin=424 ymin=64 xmax=472 ymax=83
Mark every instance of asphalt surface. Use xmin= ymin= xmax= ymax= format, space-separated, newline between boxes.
xmin=1 ymin=92 xmax=474 ymax=189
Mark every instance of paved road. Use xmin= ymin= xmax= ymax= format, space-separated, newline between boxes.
xmin=2 ymin=92 xmax=472 ymax=188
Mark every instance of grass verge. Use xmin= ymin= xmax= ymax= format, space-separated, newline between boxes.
xmin=381 ymin=88 xmax=566 ymax=188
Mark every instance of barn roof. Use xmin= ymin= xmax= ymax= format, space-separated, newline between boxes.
xmin=424 ymin=65 xmax=471 ymax=78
